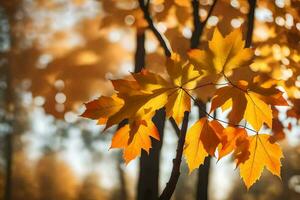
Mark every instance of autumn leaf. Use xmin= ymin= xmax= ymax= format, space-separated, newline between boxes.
xmin=107 ymin=53 xmax=202 ymax=128
xmin=188 ymin=28 xmax=253 ymax=76
xmin=83 ymin=53 xmax=203 ymax=162
xmin=184 ymin=118 xmax=223 ymax=172
xmin=218 ymin=127 xmax=248 ymax=160
xmin=81 ymin=95 xmax=124 ymax=124
xmin=164 ymin=53 xmax=202 ymax=124
xmin=234 ymin=135 xmax=251 ymax=167
xmin=105 ymin=87 xmax=168 ymax=129
xmin=239 ymin=134 xmax=283 ymax=189
xmin=270 ymin=107 xmax=287 ymax=142
xmin=110 ymin=120 xmax=160 ymax=164
xmin=210 ymin=80 xmax=288 ymax=131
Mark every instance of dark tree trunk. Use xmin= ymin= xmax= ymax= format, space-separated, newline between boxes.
xmin=117 ymin=152 xmax=128 ymax=200
xmin=134 ymin=30 xmax=146 ymax=73
xmin=4 ymin=133 xmax=13 ymax=200
xmin=195 ymin=101 xmax=210 ymax=200
xmin=196 ymin=157 xmax=210 ymax=200
xmin=159 ymin=112 xmax=189 ymax=200
xmin=190 ymin=1 xmax=217 ymax=199
xmin=2 ymin=8 xmax=15 ymax=199
xmin=137 ymin=109 xmax=165 ymax=200
xmin=134 ymin=30 xmax=166 ymax=200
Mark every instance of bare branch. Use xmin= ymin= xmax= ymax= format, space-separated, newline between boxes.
xmin=201 ymin=0 xmax=218 ymax=32
xmin=159 ymin=111 xmax=189 ymax=200
xmin=169 ymin=117 xmax=180 ymax=137
xmin=191 ymin=0 xmax=218 ymax=48
xmin=138 ymin=0 xmax=172 ymax=57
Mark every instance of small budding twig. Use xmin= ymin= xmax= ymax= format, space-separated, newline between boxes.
xmin=159 ymin=112 xmax=189 ymax=200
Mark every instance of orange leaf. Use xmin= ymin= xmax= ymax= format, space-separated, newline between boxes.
xmin=218 ymin=127 xmax=248 ymax=160
xmin=111 ymin=121 xmax=159 ymax=164
xmin=234 ymin=135 xmax=250 ymax=166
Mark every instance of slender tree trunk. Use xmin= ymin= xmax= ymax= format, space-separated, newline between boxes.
xmin=134 ymin=30 xmax=166 ymax=200
xmin=195 ymin=1 xmax=255 ymax=199
xmin=196 ymin=103 xmax=210 ymax=200
xmin=117 ymin=152 xmax=128 ymax=200
xmin=159 ymin=112 xmax=189 ymax=200
xmin=3 ymin=52 xmax=14 ymax=200
xmin=138 ymin=109 xmax=165 ymax=200
xmin=134 ymin=30 xmax=146 ymax=73
xmin=196 ymin=157 xmax=210 ymax=200
xmin=4 ymin=133 xmax=13 ymax=200
xmin=1 ymin=8 xmax=15 ymax=200
xmin=190 ymin=1 xmax=217 ymax=199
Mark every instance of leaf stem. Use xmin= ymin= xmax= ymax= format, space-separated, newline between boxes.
xmin=187 ymin=82 xmax=229 ymax=91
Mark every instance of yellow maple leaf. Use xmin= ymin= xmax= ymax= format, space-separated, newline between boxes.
xmin=165 ymin=53 xmax=202 ymax=124
xmin=184 ymin=118 xmax=223 ymax=172
xmin=239 ymin=134 xmax=283 ymax=189
xmin=188 ymin=28 xmax=253 ymax=76
xmin=83 ymin=53 xmax=203 ymax=163
xmin=107 ymin=53 xmax=202 ymax=128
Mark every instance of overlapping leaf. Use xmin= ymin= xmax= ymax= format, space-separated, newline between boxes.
xmin=184 ymin=118 xmax=224 ymax=172
xmin=210 ymin=80 xmax=287 ymax=131
xmin=218 ymin=127 xmax=250 ymax=165
xmin=81 ymin=27 xmax=288 ymax=189
xmin=83 ymin=53 xmax=203 ymax=163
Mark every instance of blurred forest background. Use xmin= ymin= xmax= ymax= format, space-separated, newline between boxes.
xmin=0 ymin=0 xmax=300 ymax=200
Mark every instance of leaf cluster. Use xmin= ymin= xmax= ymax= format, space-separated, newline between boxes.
xmin=82 ymin=28 xmax=288 ymax=189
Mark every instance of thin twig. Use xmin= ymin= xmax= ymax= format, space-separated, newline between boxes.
xmin=169 ymin=117 xmax=180 ymax=137
xmin=191 ymin=0 xmax=218 ymax=48
xmin=138 ymin=0 xmax=172 ymax=57
xmin=159 ymin=111 xmax=189 ymax=200
xmin=201 ymin=0 xmax=218 ymax=33
xmin=245 ymin=0 xmax=256 ymax=48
